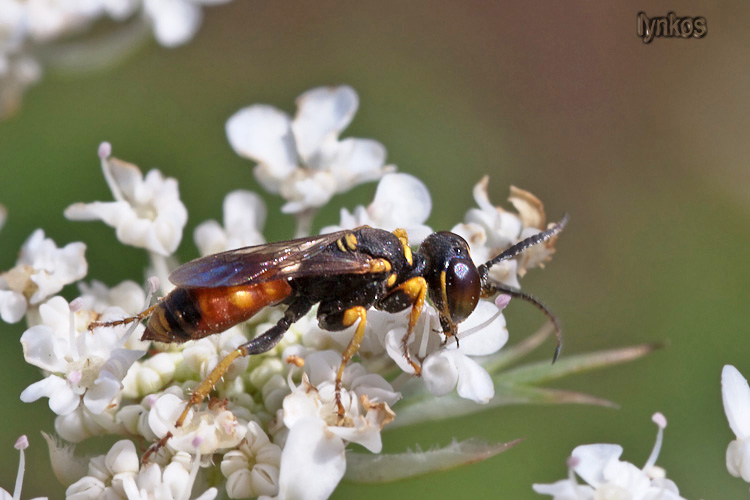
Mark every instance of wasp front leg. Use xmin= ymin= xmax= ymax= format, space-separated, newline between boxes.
xmin=376 ymin=277 xmax=429 ymax=376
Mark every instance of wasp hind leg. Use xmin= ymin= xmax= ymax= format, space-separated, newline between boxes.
xmin=141 ymin=298 xmax=312 ymax=463
xmin=316 ymin=302 xmax=371 ymax=423
xmin=335 ymin=306 xmax=369 ymax=421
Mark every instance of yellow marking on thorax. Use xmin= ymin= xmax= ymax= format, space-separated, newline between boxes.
xmin=369 ymin=258 xmax=392 ymax=273
xmin=387 ymin=273 xmax=398 ymax=287
xmin=337 ymin=239 xmax=347 ymax=252
xmin=393 ymin=228 xmax=413 ymax=266
xmin=345 ymin=233 xmax=358 ymax=250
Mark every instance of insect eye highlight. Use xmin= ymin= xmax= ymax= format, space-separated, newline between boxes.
xmin=444 ymin=258 xmax=480 ymax=324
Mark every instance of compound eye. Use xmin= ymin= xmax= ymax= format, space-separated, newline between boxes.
xmin=445 ymin=258 xmax=480 ymax=324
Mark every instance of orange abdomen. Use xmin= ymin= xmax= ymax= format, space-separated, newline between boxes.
xmin=142 ymin=280 xmax=293 ymax=343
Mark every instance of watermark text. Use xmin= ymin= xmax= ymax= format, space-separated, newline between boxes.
xmin=637 ymin=12 xmax=706 ymax=44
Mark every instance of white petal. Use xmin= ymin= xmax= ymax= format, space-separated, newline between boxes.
xmin=571 ymin=444 xmax=623 ymax=487
xmin=162 ymin=460 xmax=192 ymax=497
xmin=223 ymin=190 xmax=266 ymax=243
xmin=64 ymin=200 xmax=128 ymax=222
xmin=194 ymin=220 xmax=228 ymax=256
xmin=726 ymin=439 xmax=750 ymax=482
xmin=601 ymin=459 xmax=649 ymax=495
xmin=453 ymin=353 xmax=494 ymax=403
xmin=83 ymin=373 xmax=120 ymax=415
xmin=21 ymin=375 xmax=79 ymax=415
xmin=384 ymin=327 xmax=418 ymax=374
xmin=311 ymin=137 xmax=390 ymax=192
xmin=0 ymin=289 xmax=26 ymax=323
xmin=143 ymin=0 xmax=202 ymax=47
xmin=275 ymin=418 xmax=345 ymax=500
xmin=105 ymin=440 xmax=139 ymax=474
xmin=421 ymin=351 xmax=458 ymax=397
xmin=722 ymin=365 xmax=750 ymax=439
xmin=532 ymin=479 xmax=594 ymax=499
xmin=20 ymin=324 xmax=67 ymax=372
xmin=279 ymin=172 xmax=337 ymax=213
xmin=454 ymin=300 xmax=508 ymax=356
xmin=292 ymin=85 xmax=358 ymax=162
xmin=370 ymin=173 xmax=431 ymax=226
xmin=148 ymin=393 xmax=184 ymax=439
xmin=226 ymin=105 xmax=298 ymax=182
xmin=66 ymin=476 xmax=106 ymax=500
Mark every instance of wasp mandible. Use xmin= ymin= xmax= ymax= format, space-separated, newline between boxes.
xmin=90 ymin=215 xmax=567 ymax=454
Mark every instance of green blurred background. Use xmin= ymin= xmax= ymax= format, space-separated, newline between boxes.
xmin=1 ymin=1 xmax=748 ymax=498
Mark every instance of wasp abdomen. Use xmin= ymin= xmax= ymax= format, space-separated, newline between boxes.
xmin=142 ymin=280 xmax=293 ymax=343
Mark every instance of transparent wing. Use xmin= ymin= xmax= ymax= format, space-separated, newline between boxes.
xmin=170 ymin=230 xmax=374 ymax=288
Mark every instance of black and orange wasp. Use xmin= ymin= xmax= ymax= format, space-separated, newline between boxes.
xmin=90 ymin=215 xmax=568 ymax=459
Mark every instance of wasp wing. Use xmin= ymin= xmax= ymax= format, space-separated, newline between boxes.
xmin=169 ymin=230 xmax=374 ymax=288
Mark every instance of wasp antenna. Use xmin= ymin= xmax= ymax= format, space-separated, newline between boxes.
xmin=478 ymin=213 xmax=569 ymax=276
xmin=485 ymin=283 xmax=562 ymax=363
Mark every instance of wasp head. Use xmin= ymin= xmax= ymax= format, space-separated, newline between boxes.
xmin=418 ymin=232 xmax=481 ymax=336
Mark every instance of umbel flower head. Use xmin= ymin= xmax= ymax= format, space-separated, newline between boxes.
xmin=533 ymin=413 xmax=685 ymax=500
xmin=5 ymin=86 xmax=657 ymax=499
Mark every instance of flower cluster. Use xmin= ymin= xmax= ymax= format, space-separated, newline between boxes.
xmin=4 ymin=85 xmax=656 ymax=499
xmin=533 ymin=413 xmax=686 ymax=500
xmin=0 ymin=0 xmax=232 ymax=118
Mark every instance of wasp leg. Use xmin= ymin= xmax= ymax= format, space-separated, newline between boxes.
xmin=483 ymin=282 xmax=562 ymax=363
xmin=380 ymin=277 xmax=428 ymax=376
xmin=142 ymin=298 xmax=312 ymax=463
xmin=335 ymin=306 xmax=368 ymax=420
xmin=87 ymin=304 xmax=158 ymax=332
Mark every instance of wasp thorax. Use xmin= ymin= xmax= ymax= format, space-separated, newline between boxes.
xmin=418 ymin=232 xmax=481 ymax=327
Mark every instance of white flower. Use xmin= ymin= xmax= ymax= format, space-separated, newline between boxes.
xmin=65 ymin=440 xmax=217 ymax=500
xmin=221 ymin=421 xmax=281 ymax=499
xmin=533 ymin=413 xmax=685 ymax=500
xmin=322 ymin=172 xmax=433 ymax=244
xmin=0 ymin=229 xmax=87 ymax=323
xmin=194 ymin=189 xmax=266 ymax=256
xmin=722 ymin=364 xmax=750 ymax=482
xmin=148 ymin=392 xmax=248 ymax=455
xmin=76 ymin=279 xmax=150 ymax=350
xmin=54 ymin=400 xmax=125 ymax=443
xmin=65 ymin=143 xmax=188 ymax=256
xmin=418 ymin=300 xmax=507 ymax=403
xmin=226 ymin=85 xmax=394 ymax=214
xmin=451 ymin=177 xmax=560 ymax=288
xmin=269 ymin=350 xmax=398 ymax=500
xmin=19 ymin=296 xmax=144 ymax=416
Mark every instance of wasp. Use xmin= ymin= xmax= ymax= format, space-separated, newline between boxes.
xmin=91 ymin=215 xmax=567 ymax=456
